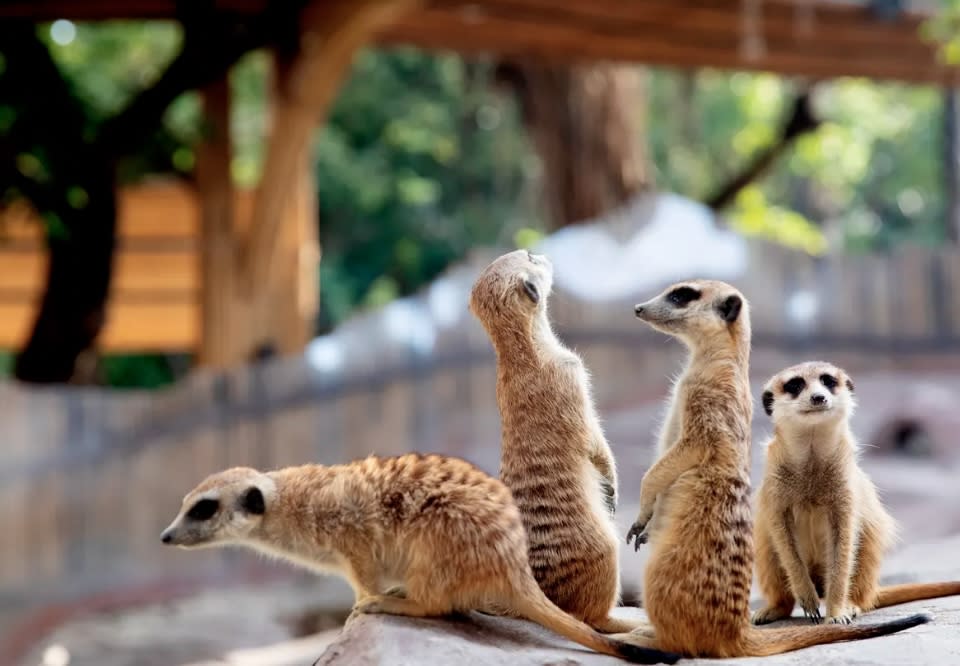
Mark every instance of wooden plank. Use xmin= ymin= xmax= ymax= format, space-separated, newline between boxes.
xmin=0 ymin=250 xmax=197 ymax=292
xmin=0 ymin=181 xmax=205 ymax=242
xmin=0 ymin=301 xmax=197 ymax=350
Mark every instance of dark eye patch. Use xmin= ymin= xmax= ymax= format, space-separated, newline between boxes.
xmin=782 ymin=377 xmax=806 ymax=397
xmin=187 ymin=498 xmax=219 ymax=521
xmin=820 ymin=374 xmax=838 ymax=391
xmin=666 ymin=286 xmax=701 ymax=307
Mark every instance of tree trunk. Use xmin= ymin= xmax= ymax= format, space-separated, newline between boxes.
xmin=495 ymin=61 xmax=651 ymax=229
xmin=2 ymin=7 xmax=295 ymax=383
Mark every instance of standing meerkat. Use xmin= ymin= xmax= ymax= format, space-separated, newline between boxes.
xmin=618 ymin=281 xmax=929 ymax=658
xmin=469 ymin=249 xmax=631 ymax=633
xmin=160 ymin=453 xmax=680 ymax=664
xmin=753 ymin=361 xmax=960 ymax=625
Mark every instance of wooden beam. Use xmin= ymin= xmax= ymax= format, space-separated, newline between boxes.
xmin=377 ymin=6 xmax=959 ymax=85
xmin=0 ymin=1 xmax=951 ymax=84
xmin=195 ymin=75 xmax=238 ymax=368
xmin=238 ymin=0 xmax=421 ymax=296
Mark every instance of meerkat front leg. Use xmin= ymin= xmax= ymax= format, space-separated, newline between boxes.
xmin=825 ymin=502 xmax=857 ymax=624
xmin=769 ymin=508 xmax=822 ymax=622
xmin=351 ymin=594 xmax=436 ymax=618
xmin=589 ymin=445 xmax=618 ymax=516
xmin=626 ymin=443 xmax=698 ymax=548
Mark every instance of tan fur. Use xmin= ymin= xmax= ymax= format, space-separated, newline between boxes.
xmin=753 ymin=361 xmax=960 ymax=625
xmin=160 ymin=453 xmax=679 ymax=664
xmin=616 ymin=281 xmax=929 ymax=658
xmin=469 ymin=249 xmax=631 ymax=633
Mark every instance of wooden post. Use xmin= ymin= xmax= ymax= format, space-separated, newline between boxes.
xmin=239 ymin=0 xmax=421 ymax=296
xmin=196 ymin=75 xmax=240 ymax=368
xmin=255 ymin=54 xmax=321 ymax=356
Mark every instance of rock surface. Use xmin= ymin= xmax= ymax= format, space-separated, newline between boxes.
xmin=316 ymin=535 xmax=960 ymax=666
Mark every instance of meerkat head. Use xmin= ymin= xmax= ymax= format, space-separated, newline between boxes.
xmin=469 ymin=249 xmax=553 ymax=327
xmin=160 ymin=467 xmax=277 ymax=549
xmin=633 ymin=279 xmax=747 ymax=347
xmin=761 ymin=361 xmax=856 ymax=428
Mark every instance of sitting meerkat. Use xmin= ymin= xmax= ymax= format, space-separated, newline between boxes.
xmin=469 ymin=249 xmax=633 ymax=633
xmin=160 ymin=453 xmax=680 ymax=664
xmin=753 ymin=361 xmax=960 ymax=625
xmin=616 ymin=281 xmax=929 ymax=658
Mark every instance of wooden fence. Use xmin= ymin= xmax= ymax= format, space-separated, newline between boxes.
xmin=1 ymin=239 xmax=959 ymax=628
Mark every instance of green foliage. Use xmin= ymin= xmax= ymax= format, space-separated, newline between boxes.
xmin=648 ymin=69 xmax=947 ymax=254
xmin=313 ymin=49 xmax=535 ymax=331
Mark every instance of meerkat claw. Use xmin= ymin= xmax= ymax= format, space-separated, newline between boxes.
xmin=803 ymin=606 xmax=822 ymax=623
xmin=626 ymin=521 xmax=648 ymax=550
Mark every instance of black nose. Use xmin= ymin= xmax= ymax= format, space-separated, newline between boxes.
xmin=161 ymin=531 xmax=173 ymax=544
xmin=811 ymin=394 xmax=826 ymax=406
xmin=634 ymin=305 xmax=645 ymax=317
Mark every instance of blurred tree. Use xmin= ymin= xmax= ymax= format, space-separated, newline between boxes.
xmin=493 ymin=62 xmax=650 ymax=229
xmin=309 ymin=49 xmax=536 ymax=331
xmin=0 ymin=9 xmax=296 ymax=384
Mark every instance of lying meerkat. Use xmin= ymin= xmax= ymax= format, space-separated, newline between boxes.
xmin=469 ymin=249 xmax=632 ymax=633
xmin=753 ymin=361 xmax=960 ymax=625
xmin=160 ymin=453 xmax=680 ymax=664
xmin=617 ymin=281 xmax=930 ymax=657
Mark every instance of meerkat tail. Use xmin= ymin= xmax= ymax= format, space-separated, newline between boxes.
xmin=742 ymin=613 xmax=932 ymax=656
xmin=511 ymin=581 xmax=680 ymax=664
xmin=875 ymin=582 xmax=960 ymax=608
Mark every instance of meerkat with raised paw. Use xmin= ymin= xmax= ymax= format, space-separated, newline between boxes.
xmin=160 ymin=453 xmax=680 ymax=664
xmin=470 ymin=249 xmax=632 ymax=633
xmin=753 ymin=361 xmax=960 ymax=626
xmin=616 ymin=281 xmax=929 ymax=657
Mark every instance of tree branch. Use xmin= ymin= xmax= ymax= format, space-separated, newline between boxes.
xmin=706 ymin=90 xmax=821 ymax=212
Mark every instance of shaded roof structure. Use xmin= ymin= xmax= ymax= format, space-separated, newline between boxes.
xmin=0 ymin=0 xmax=955 ymax=84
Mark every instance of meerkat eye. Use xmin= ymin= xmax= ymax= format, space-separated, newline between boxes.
xmin=522 ymin=279 xmax=540 ymax=304
xmin=820 ymin=374 xmax=838 ymax=390
xmin=187 ymin=498 xmax=219 ymax=521
xmin=666 ymin=286 xmax=701 ymax=307
xmin=782 ymin=377 xmax=806 ymax=397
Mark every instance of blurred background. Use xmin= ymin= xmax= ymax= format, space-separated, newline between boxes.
xmin=2 ymin=1 xmax=960 ymax=665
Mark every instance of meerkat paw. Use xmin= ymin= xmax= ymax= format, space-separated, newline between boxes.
xmin=626 ymin=519 xmax=650 ymax=551
xmin=798 ymin=595 xmax=822 ymax=623
xmin=826 ymin=605 xmax=858 ymax=625
xmin=826 ymin=614 xmax=853 ymax=625
xmin=383 ymin=585 xmax=408 ymax=598
xmin=751 ymin=606 xmax=792 ymax=625
xmin=351 ymin=594 xmax=433 ymax=619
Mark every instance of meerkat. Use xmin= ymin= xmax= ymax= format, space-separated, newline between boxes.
xmin=469 ymin=249 xmax=632 ymax=633
xmin=752 ymin=361 xmax=960 ymax=626
xmin=616 ymin=281 xmax=929 ymax=658
xmin=160 ymin=453 xmax=680 ymax=664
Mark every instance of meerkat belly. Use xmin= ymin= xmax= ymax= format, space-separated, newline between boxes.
xmin=645 ymin=470 xmax=753 ymax=649
xmin=793 ymin=506 xmax=833 ymax=577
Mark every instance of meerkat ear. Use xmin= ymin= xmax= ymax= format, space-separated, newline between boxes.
xmin=717 ymin=294 xmax=742 ymax=323
xmin=240 ymin=487 xmax=266 ymax=515
xmin=761 ymin=390 xmax=774 ymax=416
xmin=522 ymin=278 xmax=540 ymax=304
xmin=845 ymin=378 xmax=855 ymax=393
